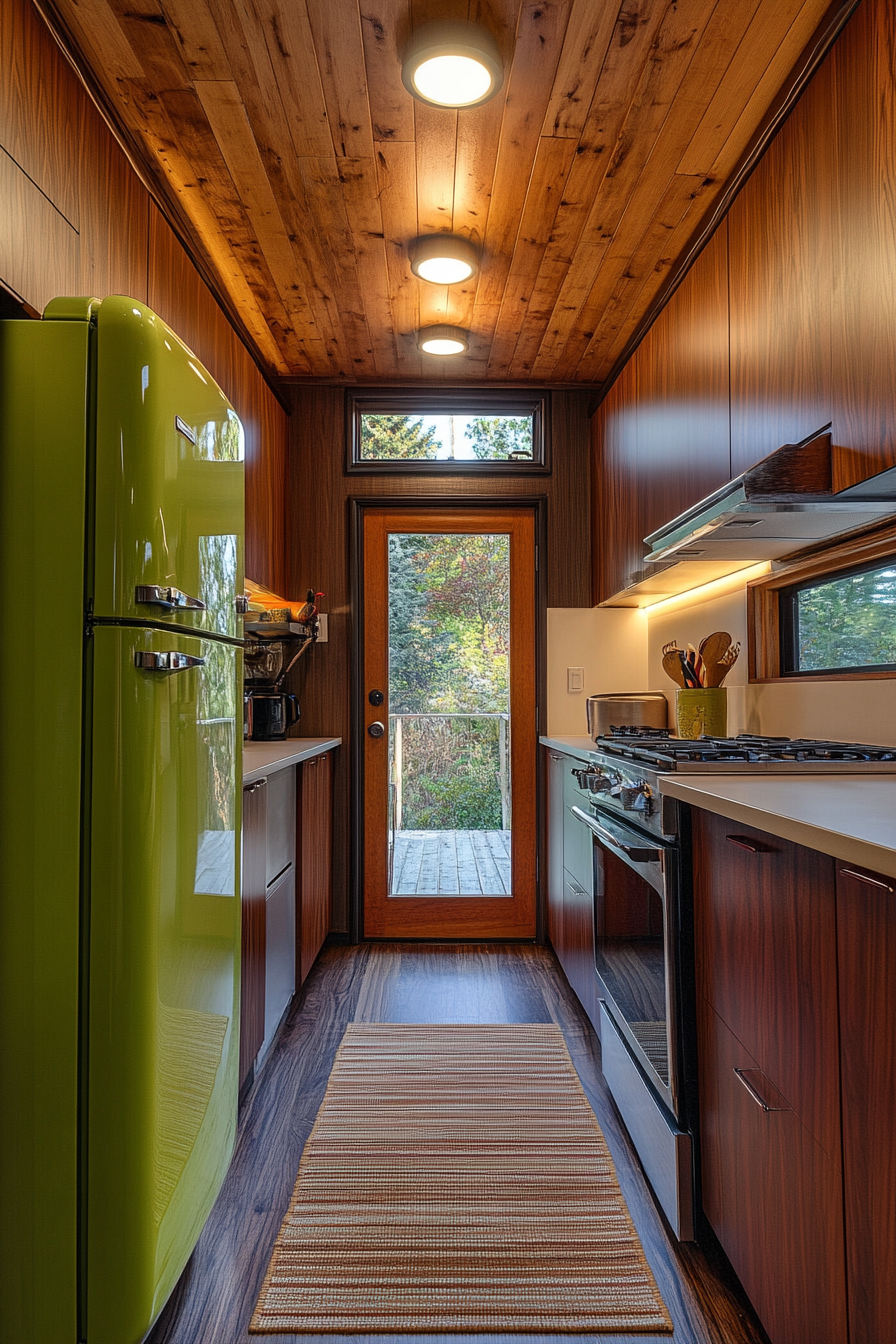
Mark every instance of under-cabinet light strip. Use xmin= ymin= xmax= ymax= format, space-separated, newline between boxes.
xmin=642 ymin=563 xmax=771 ymax=616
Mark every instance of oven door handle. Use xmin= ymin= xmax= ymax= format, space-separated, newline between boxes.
xmin=570 ymin=806 xmax=662 ymax=863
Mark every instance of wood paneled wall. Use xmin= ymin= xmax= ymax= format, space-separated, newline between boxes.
xmin=285 ymin=387 xmax=592 ymax=930
xmin=592 ymin=0 xmax=896 ymax=602
xmin=0 ymin=0 xmax=287 ymax=593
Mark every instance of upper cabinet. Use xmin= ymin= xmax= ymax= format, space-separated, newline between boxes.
xmin=831 ymin=0 xmax=896 ymax=491
xmin=592 ymin=228 xmax=730 ymax=604
xmin=728 ymin=59 xmax=835 ymax=477
xmin=593 ymin=0 xmax=896 ymax=604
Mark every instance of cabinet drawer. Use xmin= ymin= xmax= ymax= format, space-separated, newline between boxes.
xmin=265 ymin=767 xmax=295 ymax=887
xmin=698 ymin=999 xmax=847 ymax=1344
xmin=692 ymin=809 xmax=840 ymax=1162
xmin=563 ymin=805 xmax=593 ymax=895
xmin=263 ymin=866 xmax=296 ymax=1054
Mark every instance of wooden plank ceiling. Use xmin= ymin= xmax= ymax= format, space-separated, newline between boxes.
xmin=49 ymin=0 xmax=833 ymax=383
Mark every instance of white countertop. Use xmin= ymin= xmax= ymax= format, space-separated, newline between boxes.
xmin=539 ymin=735 xmax=596 ymax=762
xmin=243 ymin=737 xmax=341 ymax=784
xmin=660 ymin=774 xmax=896 ymax=879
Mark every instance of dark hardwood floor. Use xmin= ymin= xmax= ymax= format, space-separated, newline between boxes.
xmin=147 ymin=943 xmax=767 ymax=1344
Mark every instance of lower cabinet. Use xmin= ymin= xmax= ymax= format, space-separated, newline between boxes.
xmin=239 ymin=777 xmax=267 ymax=1088
xmin=836 ymin=860 xmax=896 ymax=1344
xmin=692 ymin=806 xmax=854 ymax=1344
xmin=240 ymin=751 xmax=335 ymax=1090
xmin=545 ymin=748 xmax=598 ymax=1032
xmin=698 ymin=999 xmax=847 ymax=1344
xmin=297 ymin=751 xmax=332 ymax=984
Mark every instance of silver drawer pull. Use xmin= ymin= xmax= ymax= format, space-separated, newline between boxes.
xmin=245 ymin=778 xmax=267 ymax=793
xmin=839 ymin=866 xmax=894 ymax=892
xmin=135 ymin=584 xmax=207 ymax=611
xmin=135 ymin=651 xmax=206 ymax=672
xmin=726 ymin=834 xmax=766 ymax=853
xmin=734 ymin=1068 xmax=788 ymax=1113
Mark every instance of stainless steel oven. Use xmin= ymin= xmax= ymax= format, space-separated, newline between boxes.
xmin=567 ymin=759 xmax=695 ymax=1241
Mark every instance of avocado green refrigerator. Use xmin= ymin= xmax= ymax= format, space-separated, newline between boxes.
xmin=0 ymin=296 xmax=244 ymax=1343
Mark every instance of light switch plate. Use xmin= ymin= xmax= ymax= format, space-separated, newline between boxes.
xmin=567 ymin=666 xmax=585 ymax=693
xmin=316 ymin=613 xmax=328 ymax=643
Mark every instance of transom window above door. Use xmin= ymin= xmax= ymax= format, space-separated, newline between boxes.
xmin=347 ymin=389 xmax=549 ymax=473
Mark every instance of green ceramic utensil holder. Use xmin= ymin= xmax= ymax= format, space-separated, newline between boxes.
xmin=676 ymin=688 xmax=727 ymax=739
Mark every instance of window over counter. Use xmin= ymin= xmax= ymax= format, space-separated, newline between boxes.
xmin=747 ymin=522 xmax=896 ymax=682
xmin=780 ymin=559 xmax=896 ymax=675
xmin=346 ymin=389 xmax=549 ymax=473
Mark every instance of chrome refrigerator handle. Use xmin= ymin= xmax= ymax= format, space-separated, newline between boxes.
xmin=134 ymin=651 xmax=206 ymax=672
xmin=135 ymin=584 xmax=207 ymax=611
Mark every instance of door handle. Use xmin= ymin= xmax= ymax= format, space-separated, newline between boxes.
xmin=734 ymin=1068 xmax=788 ymax=1113
xmin=725 ymin=834 xmax=767 ymax=853
xmin=368 ymin=721 xmax=386 ymax=739
xmin=839 ymin=866 xmax=894 ymax=892
xmin=135 ymin=584 xmax=207 ymax=611
xmin=135 ymin=651 xmax=206 ymax=672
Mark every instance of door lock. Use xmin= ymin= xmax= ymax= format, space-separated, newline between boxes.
xmin=368 ymin=721 xmax=385 ymax=739
xmin=368 ymin=689 xmax=385 ymax=706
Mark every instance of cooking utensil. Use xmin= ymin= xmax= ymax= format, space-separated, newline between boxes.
xmin=662 ymin=649 xmax=687 ymax=687
xmin=705 ymin=640 xmax=740 ymax=687
xmin=698 ymin=630 xmax=731 ymax=684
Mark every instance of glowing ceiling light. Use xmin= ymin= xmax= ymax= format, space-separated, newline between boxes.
xmin=410 ymin=235 xmax=479 ymax=285
xmin=402 ymin=23 xmax=503 ymax=109
xmin=417 ymin=325 xmax=469 ymax=356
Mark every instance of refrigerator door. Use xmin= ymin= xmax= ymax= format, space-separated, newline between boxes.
xmin=90 ymin=296 xmax=244 ymax=639
xmin=86 ymin=626 xmax=242 ymax=1344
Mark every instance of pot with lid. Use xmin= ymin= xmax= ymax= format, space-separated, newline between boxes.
xmin=585 ymin=691 xmax=668 ymax=741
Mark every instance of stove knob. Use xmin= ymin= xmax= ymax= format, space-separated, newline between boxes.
xmin=586 ymin=771 xmax=617 ymax=794
xmin=620 ymin=783 xmax=653 ymax=813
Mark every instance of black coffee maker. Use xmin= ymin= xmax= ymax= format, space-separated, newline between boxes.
xmin=244 ymin=690 xmax=299 ymax=741
xmin=243 ymin=636 xmax=311 ymax=740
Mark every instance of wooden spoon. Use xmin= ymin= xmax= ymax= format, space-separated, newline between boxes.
xmin=705 ymin=641 xmax=740 ymax=687
xmin=698 ymin=630 xmax=732 ymax=685
xmin=662 ymin=649 xmax=687 ymax=687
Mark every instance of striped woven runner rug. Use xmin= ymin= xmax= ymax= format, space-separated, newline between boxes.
xmin=251 ymin=1023 xmax=672 ymax=1334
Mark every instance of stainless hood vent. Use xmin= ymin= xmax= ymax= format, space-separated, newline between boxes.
xmin=643 ymin=429 xmax=896 ymax=565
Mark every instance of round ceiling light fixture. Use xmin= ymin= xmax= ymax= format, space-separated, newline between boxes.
xmin=410 ymin=235 xmax=479 ymax=285
xmin=401 ymin=22 xmax=503 ymax=109
xmin=417 ymin=325 xmax=469 ymax=356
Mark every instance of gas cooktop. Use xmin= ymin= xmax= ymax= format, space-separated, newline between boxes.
xmin=591 ymin=731 xmax=896 ymax=773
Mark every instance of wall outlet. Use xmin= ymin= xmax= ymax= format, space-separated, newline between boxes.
xmin=316 ymin=613 xmax=328 ymax=643
xmin=567 ymin=666 xmax=585 ymax=693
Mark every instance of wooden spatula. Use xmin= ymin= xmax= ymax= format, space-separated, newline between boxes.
xmin=698 ymin=631 xmax=732 ymax=685
xmin=662 ymin=648 xmax=687 ymax=687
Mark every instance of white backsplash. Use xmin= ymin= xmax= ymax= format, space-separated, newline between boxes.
xmin=546 ymin=608 xmax=648 ymax=735
xmin=646 ymin=587 xmax=896 ymax=747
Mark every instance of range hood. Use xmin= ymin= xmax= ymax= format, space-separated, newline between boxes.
xmin=644 ymin=429 xmax=896 ymax=565
xmin=601 ymin=430 xmax=896 ymax=609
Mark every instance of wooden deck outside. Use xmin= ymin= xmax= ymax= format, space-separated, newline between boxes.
xmin=391 ymin=830 xmax=512 ymax=896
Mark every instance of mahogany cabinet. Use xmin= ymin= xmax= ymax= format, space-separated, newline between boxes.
xmin=545 ymin=748 xmax=598 ymax=1032
xmin=297 ymin=751 xmax=333 ymax=984
xmin=727 ymin=59 xmax=835 ymax=478
xmin=545 ymin=749 xmax=566 ymax=953
xmin=831 ymin=0 xmax=896 ymax=490
xmin=698 ymin=998 xmax=847 ymax=1344
xmin=592 ymin=227 xmax=730 ymax=605
xmin=239 ymin=777 xmax=267 ymax=1088
xmin=835 ymin=860 xmax=896 ymax=1344
xmin=691 ymin=808 xmax=847 ymax=1343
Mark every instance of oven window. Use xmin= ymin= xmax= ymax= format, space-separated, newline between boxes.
xmin=593 ymin=843 xmax=668 ymax=1084
xmin=779 ymin=557 xmax=896 ymax=675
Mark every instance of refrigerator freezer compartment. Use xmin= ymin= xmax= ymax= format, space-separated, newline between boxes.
xmin=91 ymin=298 xmax=244 ymax=640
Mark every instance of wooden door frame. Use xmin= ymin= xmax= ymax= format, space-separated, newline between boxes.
xmin=349 ymin=496 xmax=548 ymax=943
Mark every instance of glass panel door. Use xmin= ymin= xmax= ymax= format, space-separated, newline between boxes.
xmin=387 ymin=533 xmax=511 ymax=897
xmin=362 ymin=508 xmax=536 ymax=940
